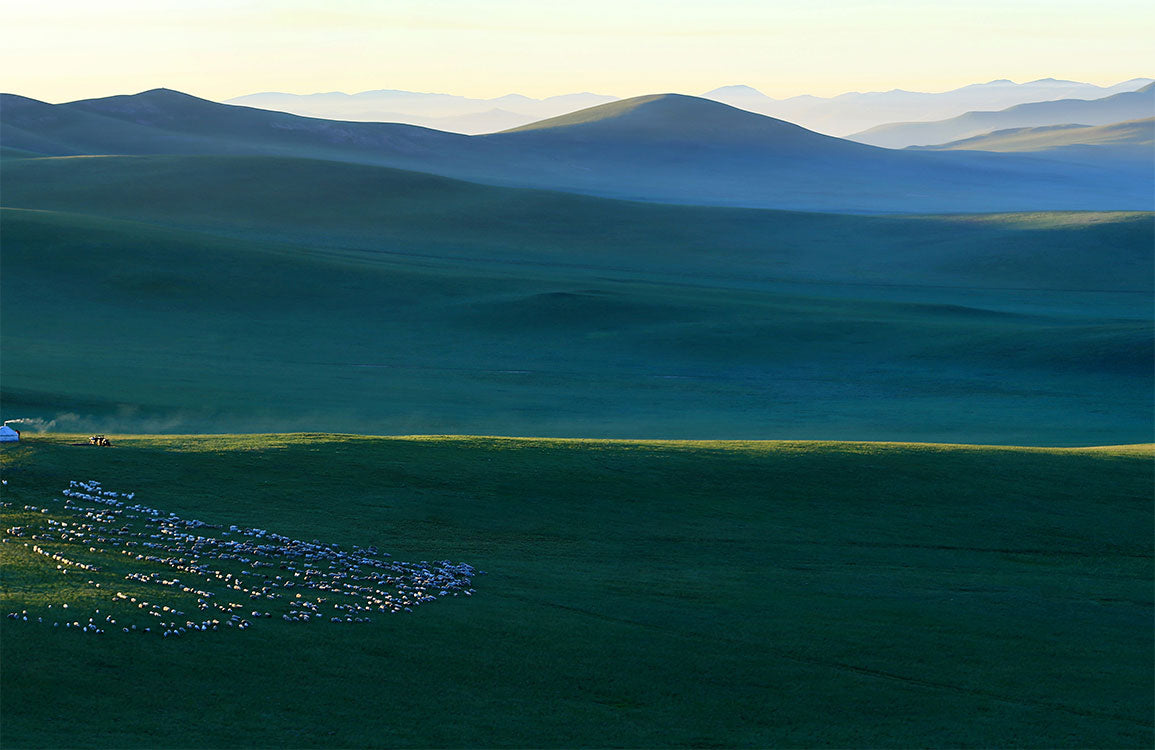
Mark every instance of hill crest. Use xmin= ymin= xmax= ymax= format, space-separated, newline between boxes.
xmin=491 ymin=93 xmax=860 ymax=151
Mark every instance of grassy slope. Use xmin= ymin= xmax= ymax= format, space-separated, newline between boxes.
xmin=919 ymin=118 xmax=1155 ymax=153
xmin=5 ymin=155 xmax=1152 ymax=290
xmin=1 ymin=435 xmax=1151 ymax=748
xmin=2 ymin=155 xmax=1151 ymax=443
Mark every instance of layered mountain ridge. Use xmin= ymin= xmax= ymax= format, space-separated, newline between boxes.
xmin=851 ymin=83 xmax=1155 ymax=147
xmin=220 ymin=77 xmax=1154 ymax=135
xmin=3 ymin=88 xmax=1149 ymax=213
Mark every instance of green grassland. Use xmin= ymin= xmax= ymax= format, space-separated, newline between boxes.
xmin=1 ymin=435 xmax=1151 ymax=748
xmin=2 ymin=155 xmax=1151 ymax=444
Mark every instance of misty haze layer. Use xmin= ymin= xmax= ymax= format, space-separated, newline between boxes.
xmin=223 ymin=77 xmax=1153 ymax=136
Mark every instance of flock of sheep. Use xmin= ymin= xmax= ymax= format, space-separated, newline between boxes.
xmin=2 ymin=479 xmax=481 ymax=638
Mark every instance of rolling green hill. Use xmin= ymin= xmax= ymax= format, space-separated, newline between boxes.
xmin=917 ymin=118 xmax=1154 ymax=153
xmin=0 ymin=89 xmax=468 ymax=162
xmin=911 ymin=118 xmax=1155 ymax=172
xmin=2 ymin=435 xmax=1151 ymax=748
xmin=496 ymin=93 xmax=866 ymax=152
xmin=5 ymin=154 xmax=1152 ymax=291
xmin=2 ymin=154 xmax=1151 ymax=443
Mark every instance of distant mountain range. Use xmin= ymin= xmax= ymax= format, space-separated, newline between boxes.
xmin=702 ymin=78 xmax=1153 ymax=136
xmin=2 ymin=88 xmax=1150 ymax=213
xmin=223 ymin=78 xmax=1152 ymax=136
xmin=851 ymin=83 xmax=1155 ymax=148
xmin=224 ymin=90 xmax=617 ymax=135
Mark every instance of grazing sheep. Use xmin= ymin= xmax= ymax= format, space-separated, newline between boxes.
xmin=8 ymin=479 xmax=480 ymax=641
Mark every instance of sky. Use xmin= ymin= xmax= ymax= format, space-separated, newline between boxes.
xmin=2 ymin=0 xmax=1152 ymax=103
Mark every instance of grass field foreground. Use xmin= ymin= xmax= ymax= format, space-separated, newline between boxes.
xmin=1 ymin=434 xmax=1152 ymax=748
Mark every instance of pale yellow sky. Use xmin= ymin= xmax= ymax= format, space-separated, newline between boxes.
xmin=2 ymin=0 xmax=1152 ymax=102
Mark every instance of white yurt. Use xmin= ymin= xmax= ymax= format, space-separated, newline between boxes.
xmin=0 ymin=425 xmax=21 ymax=442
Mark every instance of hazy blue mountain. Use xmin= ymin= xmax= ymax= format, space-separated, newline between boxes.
xmin=224 ymin=89 xmax=618 ymax=134
xmin=388 ymin=108 xmax=532 ymax=133
xmin=496 ymin=93 xmax=869 ymax=149
xmin=851 ymin=83 xmax=1155 ymax=147
xmin=913 ymin=117 xmax=1154 ymax=152
xmin=2 ymin=89 xmax=1149 ymax=213
xmin=702 ymin=78 xmax=1154 ymax=136
xmin=0 ymin=93 xmax=183 ymax=156
xmin=482 ymin=94 xmax=1150 ymax=211
xmin=281 ymin=107 xmax=534 ymax=134
xmin=910 ymin=117 xmax=1155 ymax=174
xmin=923 ymin=126 xmax=1155 ymax=200
xmin=2 ymin=88 xmax=471 ymax=161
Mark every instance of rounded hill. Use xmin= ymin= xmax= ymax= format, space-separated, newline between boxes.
xmin=491 ymin=93 xmax=868 ymax=152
